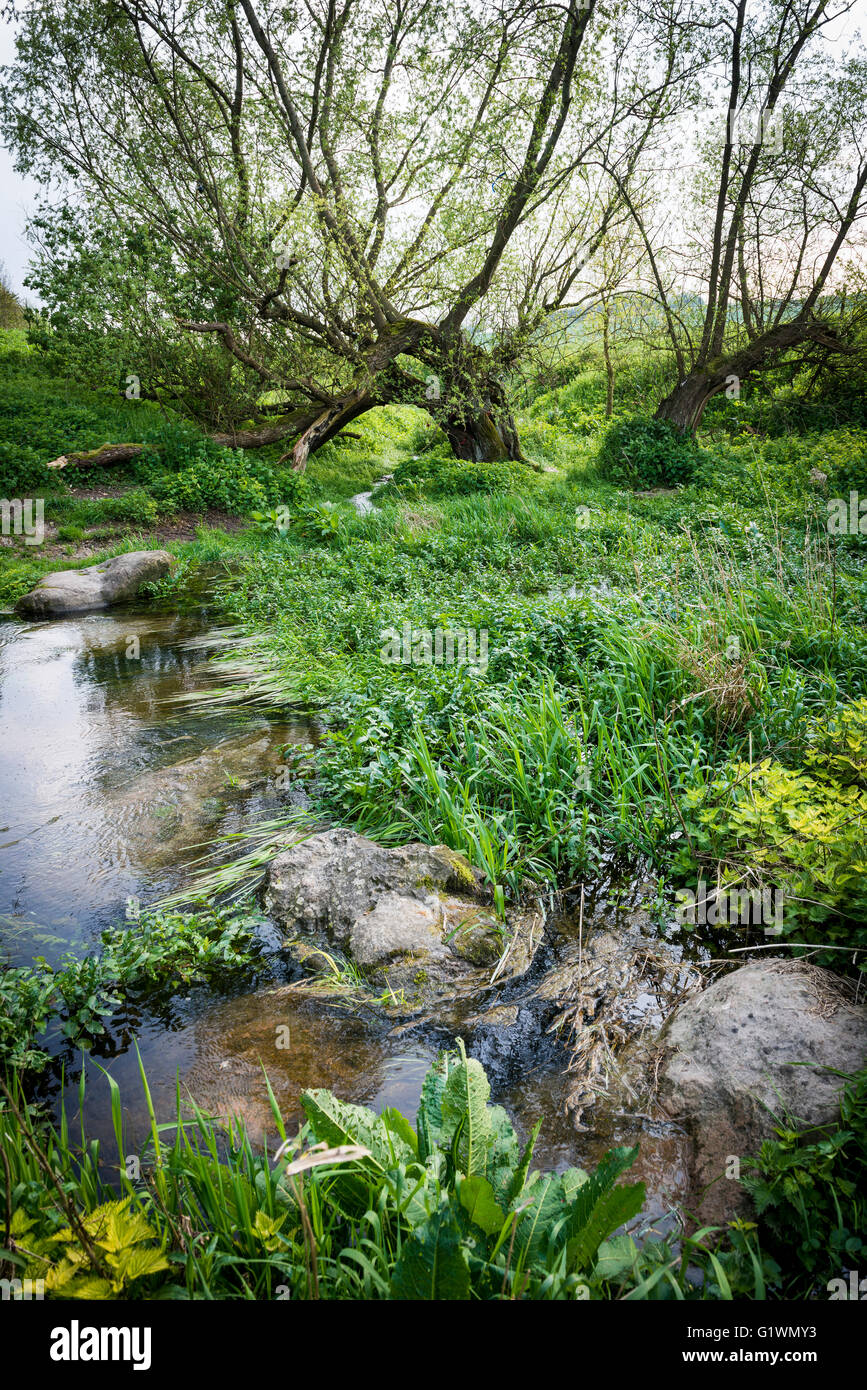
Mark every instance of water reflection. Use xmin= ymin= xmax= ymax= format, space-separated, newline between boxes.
xmin=0 ymin=606 xmax=315 ymax=966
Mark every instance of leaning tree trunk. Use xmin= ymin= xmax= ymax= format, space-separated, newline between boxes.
xmin=654 ymin=371 xmax=727 ymax=434
xmin=654 ymin=319 xmax=851 ymax=435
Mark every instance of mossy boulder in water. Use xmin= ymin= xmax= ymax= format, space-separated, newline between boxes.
xmin=264 ymin=828 xmax=497 ymax=998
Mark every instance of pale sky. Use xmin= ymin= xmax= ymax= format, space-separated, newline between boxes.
xmin=1 ymin=1 xmax=865 ymax=306
xmin=0 ymin=19 xmax=40 ymax=301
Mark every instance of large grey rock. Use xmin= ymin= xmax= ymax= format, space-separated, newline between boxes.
xmin=350 ymin=892 xmax=448 ymax=968
xmin=264 ymin=828 xmax=494 ymax=997
xmin=15 ymin=550 xmax=173 ymax=617
xmin=659 ymin=959 xmax=867 ymax=1223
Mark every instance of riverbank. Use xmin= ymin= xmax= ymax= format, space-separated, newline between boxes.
xmin=1 ymin=329 xmax=865 ymax=1300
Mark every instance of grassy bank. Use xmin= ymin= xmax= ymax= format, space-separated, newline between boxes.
xmin=1 ymin=328 xmax=865 ymax=1301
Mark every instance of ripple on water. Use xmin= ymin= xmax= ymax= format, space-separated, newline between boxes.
xmin=0 ymin=606 xmax=318 ymax=966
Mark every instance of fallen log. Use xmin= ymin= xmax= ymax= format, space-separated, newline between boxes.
xmin=45 ymin=410 xmax=319 ymax=471
xmin=46 ymin=443 xmax=145 ymax=470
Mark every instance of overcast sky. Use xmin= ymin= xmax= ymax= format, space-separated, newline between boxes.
xmin=1 ymin=2 xmax=865 ymax=306
xmin=0 ymin=19 xmax=41 ymax=301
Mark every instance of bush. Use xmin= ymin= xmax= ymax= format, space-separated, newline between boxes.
xmin=597 ymin=415 xmax=700 ymax=488
xmin=135 ymin=423 xmax=302 ymax=515
xmin=0 ymin=441 xmax=55 ymax=495
xmin=94 ymin=489 xmax=160 ymax=526
xmin=0 ymin=905 xmax=263 ymax=1070
xmin=677 ymin=699 xmax=867 ymax=967
xmin=391 ymin=449 xmax=534 ymax=497
xmin=740 ymin=1067 xmax=867 ymax=1290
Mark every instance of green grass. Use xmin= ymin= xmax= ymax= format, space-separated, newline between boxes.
xmin=2 ymin=326 xmax=867 ymax=1301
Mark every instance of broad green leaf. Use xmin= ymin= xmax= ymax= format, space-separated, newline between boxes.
xmin=113 ymin=1244 xmax=172 ymax=1284
xmin=441 ymin=1040 xmax=492 ymax=1177
xmin=459 ymin=1175 xmax=506 ymax=1236
xmin=390 ymin=1205 xmax=471 ymax=1300
xmin=567 ymin=1182 xmax=646 ymax=1271
xmin=380 ymin=1106 xmax=418 ymax=1160
xmin=595 ymin=1234 xmax=640 ymax=1281
xmin=511 ymin=1174 xmax=569 ymax=1267
xmin=300 ymin=1090 xmax=388 ymax=1170
xmin=507 ymin=1117 xmax=542 ymax=1204
xmin=416 ymin=1052 xmax=450 ymax=1163
xmin=563 ymin=1145 xmax=639 ymax=1244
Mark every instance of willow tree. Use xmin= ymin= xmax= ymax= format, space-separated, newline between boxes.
xmin=1 ymin=0 xmax=685 ymax=467
xmin=613 ymin=0 xmax=867 ymax=433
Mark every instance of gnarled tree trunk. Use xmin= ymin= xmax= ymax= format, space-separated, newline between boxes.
xmin=440 ymin=407 xmax=522 ymax=462
xmin=47 ymin=318 xmax=529 ymax=472
xmin=655 ymin=318 xmax=851 ymax=435
xmin=654 ymin=372 xmax=729 ymax=434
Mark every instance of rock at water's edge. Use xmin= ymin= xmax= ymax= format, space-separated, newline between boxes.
xmin=15 ymin=550 xmax=174 ymax=618
xmin=264 ymin=827 xmax=495 ymax=998
xmin=659 ymin=959 xmax=867 ymax=1224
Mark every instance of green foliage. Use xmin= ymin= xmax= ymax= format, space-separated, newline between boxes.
xmin=91 ymin=488 xmax=160 ymax=526
xmin=2 ymin=1045 xmax=643 ymax=1301
xmin=390 ymin=449 xmax=535 ymax=497
xmin=0 ymin=906 xmax=262 ymax=1071
xmin=99 ymin=904 xmax=263 ymax=989
xmin=13 ymin=1199 xmax=170 ymax=1299
xmin=596 ymin=1067 xmax=867 ymax=1301
xmin=0 ymin=966 xmax=56 ymax=1071
xmin=1 ymin=1045 xmax=863 ymax=1301
xmin=0 ymin=342 xmax=158 ymax=493
xmin=0 ymin=279 xmax=27 ymax=330
xmin=740 ymin=1068 xmax=867 ymax=1289
xmin=598 ymin=415 xmax=701 ymax=488
xmin=134 ymin=423 xmax=297 ymax=516
xmin=678 ymin=699 xmax=867 ymax=965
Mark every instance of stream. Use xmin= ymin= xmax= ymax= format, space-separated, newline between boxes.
xmin=0 ymin=589 xmax=691 ymax=1221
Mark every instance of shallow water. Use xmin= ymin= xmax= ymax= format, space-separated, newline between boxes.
xmin=0 ymin=599 xmax=312 ymax=967
xmin=0 ymin=594 xmax=456 ymax=1164
xmin=0 ymin=588 xmax=689 ymax=1210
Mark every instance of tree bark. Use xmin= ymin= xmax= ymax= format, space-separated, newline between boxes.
xmin=654 ymin=372 xmax=726 ymax=433
xmin=290 ymin=388 xmax=377 ymax=472
xmin=440 ymin=407 xmax=522 ymax=462
xmin=655 ymin=318 xmax=851 ymax=435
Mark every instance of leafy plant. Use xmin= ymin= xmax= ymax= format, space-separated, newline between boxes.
xmin=739 ymin=1067 xmax=867 ymax=1290
xmin=12 ymin=1200 xmax=170 ymax=1299
xmin=0 ymin=906 xmax=263 ymax=1071
xmin=598 ymin=415 xmax=701 ymax=488
xmin=300 ymin=1039 xmax=645 ymax=1299
xmin=0 ymin=966 xmax=55 ymax=1070
xmin=2 ymin=1044 xmax=644 ymax=1301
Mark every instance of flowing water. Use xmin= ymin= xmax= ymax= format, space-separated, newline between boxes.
xmin=0 ymin=587 xmax=688 ymax=1218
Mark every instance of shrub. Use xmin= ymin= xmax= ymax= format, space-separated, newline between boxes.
xmin=391 ymin=450 xmax=534 ymax=497
xmin=0 ymin=441 xmax=56 ymax=495
xmin=740 ymin=1067 xmax=867 ymax=1290
xmin=597 ymin=415 xmax=700 ymax=488
xmin=0 ymin=905 xmax=263 ymax=1070
xmin=135 ymin=425 xmax=300 ymax=515
xmin=677 ymin=699 xmax=867 ymax=966
xmin=103 ymin=489 xmax=160 ymax=524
